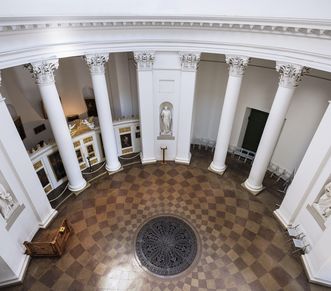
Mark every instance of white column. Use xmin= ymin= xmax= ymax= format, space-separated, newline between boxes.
xmin=0 ymin=71 xmax=57 ymax=227
xmin=274 ymin=101 xmax=331 ymax=227
xmin=243 ymin=62 xmax=307 ymax=195
xmin=26 ymin=60 xmax=87 ymax=192
xmin=84 ymin=54 xmax=121 ymax=172
xmin=175 ymin=52 xmax=200 ymax=164
xmin=209 ymin=55 xmax=249 ymax=174
xmin=134 ymin=51 xmax=156 ymax=164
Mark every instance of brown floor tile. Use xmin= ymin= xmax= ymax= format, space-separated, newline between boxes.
xmin=6 ymin=150 xmax=328 ymax=291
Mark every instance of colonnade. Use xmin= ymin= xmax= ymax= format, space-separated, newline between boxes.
xmin=0 ymin=51 xmax=309 ymax=196
xmin=209 ymin=56 xmax=307 ymax=195
xmin=24 ymin=54 xmax=123 ymax=192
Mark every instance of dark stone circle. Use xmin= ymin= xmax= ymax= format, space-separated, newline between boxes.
xmin=135 ymin=215 xmax=198 ymax=276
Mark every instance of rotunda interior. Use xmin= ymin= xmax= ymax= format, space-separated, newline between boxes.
xmin=0 ymin=1 xmax=331 ymax=290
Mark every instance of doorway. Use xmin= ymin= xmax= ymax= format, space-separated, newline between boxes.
xmin=242 ymin=108 xmax=269 ymax=152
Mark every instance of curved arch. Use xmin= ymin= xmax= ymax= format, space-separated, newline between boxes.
xmin=0 ymin=17 xmax=331 ymax=71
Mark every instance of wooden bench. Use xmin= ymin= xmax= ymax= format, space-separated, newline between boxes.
xmin=24 ymin=219 xmax=73 ymax=257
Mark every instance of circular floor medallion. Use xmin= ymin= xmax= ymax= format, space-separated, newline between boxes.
xmin=135 ymin=215 xmax=198 ymax=276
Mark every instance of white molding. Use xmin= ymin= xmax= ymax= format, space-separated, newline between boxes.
xmin=175 ymin=153 xmax=191 ymax=165
xmin=0 ymin=16 xmax=331 ymax=71
xmin=0 ymin=255 xmax=30 ymax=288
xmin=0 ymin=15 xmax=331 ymax=37
xmin=38 ymin=208 xmax=57 ymax=229
xmin=301 ymin=255 xmax=331 ymax=287
xmin=273 ymin=208 xmax=291 ymax=229
xmin=140 ymin=157 xmax=157 ymax=165
xmin=1 ymin=39 xmax=331 ymax=72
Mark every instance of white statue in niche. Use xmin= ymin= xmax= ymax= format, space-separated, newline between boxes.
xmin=315 ymin=181 xmax=331 ymax=218
xmin=0 ymin=183 xmax=17 ymax=220
xmin=160 ymin=105 xmax=172 ymax=135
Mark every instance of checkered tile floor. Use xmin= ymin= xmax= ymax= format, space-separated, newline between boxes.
xmin=4 ymin=151 xmax=329 ymax=291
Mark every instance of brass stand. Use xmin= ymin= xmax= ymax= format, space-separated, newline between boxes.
xmin=160 ymin=146 xmax=167 ymax=164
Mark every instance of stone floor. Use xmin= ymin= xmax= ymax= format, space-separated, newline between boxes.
xmin=5 ymin=150 xmax=330 ymax=291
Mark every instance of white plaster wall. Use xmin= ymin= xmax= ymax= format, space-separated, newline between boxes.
xmin=107 ymin=52 xmax=139 ymax=119
xmin=1 ymin=0 xmax=330 ymax=20
xmin=193 ymin=56 xmax=331 ymax=173
xmin=153 ymin=52 xmax=181 ymax=160
xmin=192 ymin=59 xmax=227 ymax=141
xmin=0 ymin=151 xmax=40 ymax=284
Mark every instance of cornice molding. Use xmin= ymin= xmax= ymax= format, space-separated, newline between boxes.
xmin=276 ymin=62 xmax=309 ymax=88
xmin=83 ymin=53 xmax=109 ymax=75
xmin=0 ymin=16 xmax=330 ymax=39
xmin=179 ymin=52 xmax=201 ymax=71
xmin=134 ymin=51 xmax=155 ymax=70
xmin=24 ymin=59 xmax=59 ymax=85
xmin=225 ymin=55 xmax=250 ymax=77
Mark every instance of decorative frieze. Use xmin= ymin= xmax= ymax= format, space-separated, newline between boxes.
xmin=179 ymin=52 xmax=201 ymax=71
xmin=24 ymin=59 xmax=59 ymax=85
xmin=225 ymin=55 xmax=250 ymax=77
xmin=134 ymin=52 xmax=155 ymax=70
xmin=83 ymin=54 xmax=109 ymax=75
xmin=276 ymin=62 xmax=309 ymax=88
xmin=0 ymin=17 xmax=330 ymax=40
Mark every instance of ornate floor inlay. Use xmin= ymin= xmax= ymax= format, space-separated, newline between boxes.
xmin=135 ymin=215 xmax=198 ymax=277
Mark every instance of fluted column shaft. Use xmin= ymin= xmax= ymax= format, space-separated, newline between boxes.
xmin=244 ymin=62 xmax=307 ymax=195
xmin=209 ymin=55 xmax=249 ymax=174
xmin=26 ymin=60 xmax=87 ymax=192
xmin=84 ymin=54 xmax=121 ymax=172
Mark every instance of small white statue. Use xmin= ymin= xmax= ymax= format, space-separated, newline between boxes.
xmin=68 ymin=123 xmax=76 ymax=131
xmin=315 ymin=182 xmax=331 ymax=218
xmin=160 ymin=105 xmax=172 ymax=135
xmin=82 ymin=118 xmax=95 ymax=129
xmin=0 ymin=183 xmax=16 ymax=220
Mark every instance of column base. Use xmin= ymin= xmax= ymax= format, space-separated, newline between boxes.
xmin=72 ymin=182 xmax=91 ymax=197
xmin=108 ymin=166 xmax=124 ymax=176
xmin=68 ymin=179 xmax=87 ymax=193
xmin=175 ymin=153 xmax=191 ymax=165
xmin=273 ymin=208 xmax=290 ymax=229
xmin=242 ymin=180 xmax=265 ymax=195
xmin=39 ymin=208 xmax=58 ymax=229
xmin=208 ymin=162 xmax=227 ymax=176
xmin=105 ymin=162 xmax=122 ymax=173
xmin=0 ymin=255 xmax=30 ymax=288
xmin=301 ymin=255 xmax=331 ymax=287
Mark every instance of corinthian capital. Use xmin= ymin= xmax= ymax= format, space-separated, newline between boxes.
xmin=225 ymin=55 xmax=250 ymax=77
xmin=24 ymin=59 xmax=59 ymax=85
xmin=134 ymin=51 xmax=155 ymax=70
xmin=179 ymin=52 xmax=201 ymax=71
xmin=276 ymin=62 xmax=309 ymax=88
xmin=83 ymin=54 xmax=109 ymax=75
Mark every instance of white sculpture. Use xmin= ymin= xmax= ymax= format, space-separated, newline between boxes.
xmin=82 ymin=118 xmax=95 ymax=129
xmin=0 ymin=183 xmax=17 ymax=220
xmin=160 ymin=105 xmax=172 ymax=135
xmin=315 ymin=181 xmax=331 ymax=218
